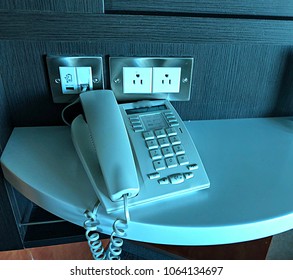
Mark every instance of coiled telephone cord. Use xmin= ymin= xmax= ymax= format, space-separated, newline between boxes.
xmin=84 ymin=194 xmax=130 ymax=260
xmin=84 ymin=204 xmax=106 ymax=260
xmin=106 ymin=194 xmax=129 ymax=260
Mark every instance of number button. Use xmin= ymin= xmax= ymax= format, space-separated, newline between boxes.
xmin=166 ymin=127 xmax=177 ymax=136
xmin=154 ymin=129 xmax=166 ymax=138
xmin=158 ymin=137 xmax=170 ymax=147
xmin=177 ymin=154 xmax=189 ymax=165
xmin=161 ymin=147 xmax=174 ymax=157
xmin=149 ymin=149 xmax=162 ymax=160
xmin=153 ymin=160 xmax=166 ymax=171
xmin=146 ymin=139 xmax=158 ymax=149
xmin=169 ymin=135 xmax=181 ymax=145
xmin=165 ymin=157 xmax=178 ymax=168
xmin=143 ymin=131 xmax=155 ymax=140
xmin=173 ymin=144 xmax=185 ymax=155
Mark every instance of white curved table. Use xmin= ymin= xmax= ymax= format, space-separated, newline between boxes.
xmin=1 ymin=117 xmax=293 ymax=245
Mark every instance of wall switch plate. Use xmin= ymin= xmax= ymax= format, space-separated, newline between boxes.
xmin=46 ymin=56 xmax=103 ymax=103
xmin=110 ymin=57 xmax=193 ymax=102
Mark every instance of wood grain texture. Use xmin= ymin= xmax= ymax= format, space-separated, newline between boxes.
xmin=1 ymin=40 xmax=292 ymax=127
xmin=0 ymin=0 xmax=104 ymax=13
xmin=0 ymin=70 xmax=23 ymax=252
xmin=0 ymin=176 xmax=23 ymax=251
xmin=105 ymin=0 xmax=293 ymax=17
xmin=1 ymin=12 xmax=293 ymax=44
xmin=0 ymin=75 xmax=12 ymax=151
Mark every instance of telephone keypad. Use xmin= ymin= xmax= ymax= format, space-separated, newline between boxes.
xmin=144 ymin=126 xmax=190 ymax=174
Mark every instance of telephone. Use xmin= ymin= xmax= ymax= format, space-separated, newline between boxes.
xmin=71 ymin=90 xmax=210 ymax=213
xmin=71 ymin=90 xmax=210 ymax=259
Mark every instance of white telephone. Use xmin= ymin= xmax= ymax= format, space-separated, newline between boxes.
xmin=71 ymin=90 xmax=210 ymax=259
xmin=71 ymin=90 xmax=210 ymax=213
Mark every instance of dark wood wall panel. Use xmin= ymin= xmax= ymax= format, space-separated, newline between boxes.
xmin=105 ymin=0 xmax=293 ymax=17
xmin=1 ymin=12 xmax=293 ymax=44
xmin=1 ymin=40 xmax=292 ymax=127
xmin=0 ymin=75 xmax=12 ymax=151
xmin=0 ymin=0 xmax=104 ymax=13
xmin=0 ymin=76 xmax=22 ymax=251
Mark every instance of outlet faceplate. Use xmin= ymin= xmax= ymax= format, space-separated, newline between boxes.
xmin=110 ymin=57 xmax=193 ymax=101
xmin=46 ymin=56 xmax=104 ymax=103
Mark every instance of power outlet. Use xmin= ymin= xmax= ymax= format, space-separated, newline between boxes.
xmin=152 ymin=67 xmax=181 ymax=93
xmin=123 ymin=67 xmax=152 ymax=94
xmin=110 ymin=57 xmax=193 ymax=101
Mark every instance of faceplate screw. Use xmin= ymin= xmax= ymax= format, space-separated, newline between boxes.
xmin=54 ymin=78 xmax=61 ymax=84
xmin=182 ymin=78 xmax=188 ymax=83
xmin=93 ymin=78 xmax=100 ymax=84
xmin=114 ymin=78 xmax=121 ymax=84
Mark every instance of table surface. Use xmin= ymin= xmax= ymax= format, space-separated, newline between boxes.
xmin=1 ymin=117 xmax=293 ymax=245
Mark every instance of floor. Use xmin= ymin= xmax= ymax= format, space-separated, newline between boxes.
xmin=0 ymin=240 xmax=110 ymax=260
xmin=0 ymin=230 xmax=292 ymax=260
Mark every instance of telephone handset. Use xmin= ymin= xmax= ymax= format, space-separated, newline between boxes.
xmin=77 ymin=90 xmax=139 ymax=201
xmin=71 ymin=90 xmax=210 ymax=214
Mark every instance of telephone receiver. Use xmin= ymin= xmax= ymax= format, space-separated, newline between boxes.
xmin=71 ymin=90 xmax=140 ymax=204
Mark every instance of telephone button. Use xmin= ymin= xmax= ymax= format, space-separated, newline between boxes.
xmin=166 ymin=127 xmax=177 ymax=136
xmin=154 ymin=129 xmax=166 ymax=138
xmin=169 ymin=121 xmax=179 ymax=127
xmin=169 ymin=135 xmax=181 ymax=145
xmin=173 ymin=144 xmax=185 ymax=155
xmin=146 ymin=139 xmax=159 ymax=149
xmin=158 ymin=177 xmax=169 ymax=185
xmin=165 ymin=157 xmax=178 ymax=168
xmin=168 ymin=173 xmax=185 ymax=184
xmin=177 ymin=154 xmax=189 ymax=165
xmin=149 ymin=149 xmax=162 ymax=160
xmin=148 ymin=172 xmax=160 ymax=180
xmin=129 ymin=116 xmax=140 ymax=121
xmin=187 ymin=163 xmax=199 ymax=170
xmin=153 ymin=159 xmax=166 ymax=171
xmin=133 ymin=125 xmax=144 ymax=132
xmin=161 ymin=147 xmax=174 ymax=157
xmin=184 ymin=172 xmax=194 ymax=180
xmin=158 ymin=137 xmax=170 ymax=147
xmin=143 ymin=131 xmax=155 ymax=140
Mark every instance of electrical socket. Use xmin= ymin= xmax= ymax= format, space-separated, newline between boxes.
xmin=123 ymin=67 xmax=152 ymax=94
xmin=110 ymin=57 xmax=193 ymax=101
xmin=152 ymin=67 xmax=181 ymax=93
